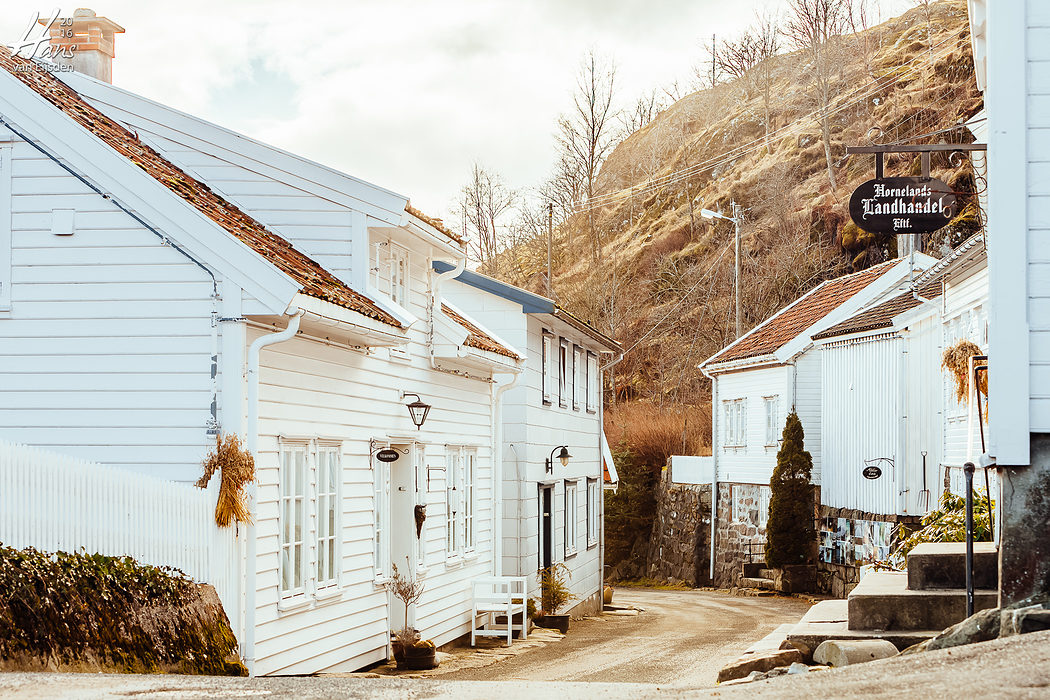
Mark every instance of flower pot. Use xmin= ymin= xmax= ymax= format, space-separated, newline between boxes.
xmin=535 ymin=614 xmax=570 ymax=634
xmin=603 ymin=585 xmax=614 ymax=604
xmin=392 ymin=639 xmax=438 ymax=670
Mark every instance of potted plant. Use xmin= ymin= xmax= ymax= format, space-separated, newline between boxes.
xmin=535 ymin=563 xmax=574 ymax=633
xmin=389 ymin=564 xmax=438 ymax=670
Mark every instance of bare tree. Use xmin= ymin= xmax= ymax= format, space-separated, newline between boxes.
xmin=456 ymin=163 xmax=515 ymax=270
xmin=618 ymin=89 xmax=662 ymax=139
xmin=784 ymin=0 xmax=849 ymax=192
xmin=556 ymin=51 xmax=618 ymax=260
xmin=719 ymin=13 xmax=781 ymax=148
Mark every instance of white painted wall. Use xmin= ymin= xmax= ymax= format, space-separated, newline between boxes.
xmin=0 ymin=132 xmax=218 ymax=481
xmin=671 ymin=455 xmax=713 ymax=484
xmin=942 ymin=264 xmax=989 ymax=470
xmin=903 ymin=309 xmax=943 ymax=514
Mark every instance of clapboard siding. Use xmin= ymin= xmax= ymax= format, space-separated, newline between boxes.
xmin=942 ymin=265 xmax=989 ymax=469
xmin=713 ymin=365 xmax=792 ymax=486
xmin=1029 ymin=0 xmax=1050 ymax=431
xmin=0 ymin=138 xmax=216 ymax=481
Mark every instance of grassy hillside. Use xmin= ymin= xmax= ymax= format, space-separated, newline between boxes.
xmin=493 ymin=0 xmax=981 ymax=412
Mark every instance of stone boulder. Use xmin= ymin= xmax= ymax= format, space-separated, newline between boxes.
xmin=926 ymin=607 xmax=1001 ymax=651
xmin=813 ymin=639 xmax=898 ymax=667
xmin=717 ymin=648 xmax=803 ymax=683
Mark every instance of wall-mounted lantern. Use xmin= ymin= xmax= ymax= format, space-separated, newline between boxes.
xmin=545 ymin=445 xmax=572 ymax=474
xmin=401 ymin=392 xmax=431 ymax=430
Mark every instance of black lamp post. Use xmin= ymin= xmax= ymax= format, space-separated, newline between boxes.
xmin=401 ymin=393 xmax=431 ymax=430
xmin=545 ymin=445 xmax=572 ymax=474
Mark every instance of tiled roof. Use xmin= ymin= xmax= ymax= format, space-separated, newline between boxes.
xmin=705 ymin=260 xmax=899 ymax=365
xmin=0 ymin=49 xmax=400 ymax=328
xmin=441 ymin=303 xmax=520 ymax=359
xmin=406 ymin=204 xmax=464 ymax=245
xmin=813 ymin=280 xmax=944 ymax=340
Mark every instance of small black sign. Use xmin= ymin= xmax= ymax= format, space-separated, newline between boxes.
xmin=848 ymin=176 xmax=956 ymax=235
xmin=376 ymin=449 xmax=400 ymax=463
xmin=862 ymin=465 xmax=882 ymax=480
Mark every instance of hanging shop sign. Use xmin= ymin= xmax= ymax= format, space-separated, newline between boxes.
xmin=862 ymin=465 xmax=883 ymax=480
xmin=848 ymin=176 xmax=956 ymax=235
xmin=376 ymin=448 xmax=401 ymax=463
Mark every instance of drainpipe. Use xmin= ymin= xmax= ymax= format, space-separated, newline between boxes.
xmin=700 ymin=364 xmax=718 ymax=582
xmin=492 ymin=370 xmax=523 ymax=577
xmin=243 ymin=309 xmax=303 ymax=677
xmin=599 ymin=350 xmax=624 ymax=596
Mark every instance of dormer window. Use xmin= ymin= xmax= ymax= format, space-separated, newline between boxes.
xmin=371 ymin=240 xmax=409 ymax=307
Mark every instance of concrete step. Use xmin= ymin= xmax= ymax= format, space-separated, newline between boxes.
xmin=907 ymin=542 xmax=998 ymax=591
xmin=785 ymin=600 xmax=939 ymax=661
xmin=741 ymin=577 xmax=776 ymax=590
xmin=758 ymin=568 xmax=778 ymax=580
xmin=848 ymin=571 xmax=997 ymax=631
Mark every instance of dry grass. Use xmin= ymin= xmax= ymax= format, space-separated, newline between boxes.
xmin=195 ymin=433 xmax=255 ymax=528
xmin=604 ymin=401 xmax=710 ymax=468
xmin=942 ymin=339 xmax=987 ymax=404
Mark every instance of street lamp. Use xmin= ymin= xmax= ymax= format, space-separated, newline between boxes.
xmin=401 ymin=392 xmax=431 ymax=430
xmin=545 ymin=445 xmax=572 ymax=474
xmin=700 ymin=200 xmax=744 ymax=339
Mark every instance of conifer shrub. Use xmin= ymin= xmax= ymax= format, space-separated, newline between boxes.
xmin=765 ymin=411 xmax=815 ymax=569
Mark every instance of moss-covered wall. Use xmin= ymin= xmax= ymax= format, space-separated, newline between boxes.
xmin=0 ymin=546 xmax=245 ymax=676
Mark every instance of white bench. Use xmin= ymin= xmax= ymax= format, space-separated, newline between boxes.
xmin=470 ymin=576 xmax=528 ymax=647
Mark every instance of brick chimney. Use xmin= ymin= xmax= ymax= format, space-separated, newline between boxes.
xmin=42 ymin=9 xmax=124 ymax=83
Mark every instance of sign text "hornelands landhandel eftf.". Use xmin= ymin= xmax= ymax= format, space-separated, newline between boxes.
xmin=848 ymin=176 xmax=957 ymax=235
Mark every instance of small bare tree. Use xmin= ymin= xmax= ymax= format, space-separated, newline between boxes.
xmin=784 ymin=0 xmax=849 ymax=192
xmin=719 ymin=13 xmax=781 ymax=148
xmin=618 ymin=89 xmax=662 ymax=138
xmin=557 ymin=51 xmax=617 ymax=261
xmin=457 ymin=163 xmax=515 ymax=271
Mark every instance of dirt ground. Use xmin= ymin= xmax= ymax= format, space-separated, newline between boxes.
xmin=437 ymin=587 xmax=812 ymax=685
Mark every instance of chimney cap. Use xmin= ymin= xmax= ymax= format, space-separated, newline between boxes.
xmin=39 ymin=8 xmax=125 ymax=34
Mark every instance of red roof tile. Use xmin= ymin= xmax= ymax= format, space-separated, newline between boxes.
xmin=406 ymin=204 xmax=464 ymax=245
xmin=0 ymin=50 xmax=400 ymax=328
xmin=706 ymin=260 xmax=899 ymax=365
xmin=441 ymin=303 xmax=520 ymax=359
xmin=813 ymin=279 xmax=943 ymax=340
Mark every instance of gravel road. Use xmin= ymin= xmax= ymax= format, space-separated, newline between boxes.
xmin=439 ymin=586 xmax=812 ymax=686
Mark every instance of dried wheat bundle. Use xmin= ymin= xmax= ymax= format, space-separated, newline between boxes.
xmin=941 ymin=339 xmax=987 ymax=404
xmin=195 ymin=433 xmax=255 ymax=528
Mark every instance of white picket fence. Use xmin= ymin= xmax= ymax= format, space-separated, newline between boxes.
xmin=0 ymin=440 xmax=238 ymax=616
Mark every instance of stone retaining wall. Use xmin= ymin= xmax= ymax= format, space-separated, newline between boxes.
xmin=713 ymin=483 xmax=765 ymax=587
xmin=641 ymin=472 xmax=712 ymax=586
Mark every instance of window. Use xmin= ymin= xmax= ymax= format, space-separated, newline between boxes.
xmin=564 ymin=481 xmax=578 ymax=556
xmin=0 ymin=142 xmax=11 ymax=312
xmin=279 ymin=443 xmax=308 ymax=597
xmin=731 ymin=484 xmax=769 ymax=528
xmin=446 ymin=446 xmax=477 ymax=558
xmin=316 ymin=444 xmax=341 ymax=589
xmin=723 ymin=399 xmax=747 ymax=448
xmin=586 ymin=352 xmax=599 ymax=413
xmin=415 ymin=446 xmax=427 ymax=569
xmin=542 ymin=332 xmax=554 ymax=405
xmin=374 ymin=452 xmax=390 ymax=579
xmin=371 ymin=240 xmax=409 ymax=307
xmin=586 ymin=478 xmax=599 ymax=547
xmin=573 ymin=346 xmax=584 ymax=411
xmin=559 ymin=338 xmax=569 ymax=408
xmin=764 ymin=396 xmax=780 ymax=447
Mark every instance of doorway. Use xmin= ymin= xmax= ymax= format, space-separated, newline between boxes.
xmin=539 ymin=485 xmax=553 ymax=571
xmin=387 ymin=442 xmax=419 ymax=631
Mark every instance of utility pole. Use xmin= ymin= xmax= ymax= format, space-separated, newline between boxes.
xmin=710 ymin=34 xmax=717 ymax=87
xmin=546 ymin=202 xmax=553 ymax=297
xmin=733 ymin=200 xmax=742 ymax=339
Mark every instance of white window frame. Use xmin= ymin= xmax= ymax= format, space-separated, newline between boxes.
xmin=723 ymin=398 xmax=747 ymax=448
xmin=371 ymin=239 xmax=409 ymax=307
xmin=315 ymin=442 xmax=341 ymax=592
xmin=0 ymin=142 xmax=12 ymax=313
xmin=586 ymin=351 xmax=599 ymax=413
xmin=542 ymin=331 xmax=554 ymax=405
xmin=445 ymin=446 xmax=478 ymax=560
xmin=564 ymin=481 xmax=579 ymax=557
xmin=374 ymin=448 xmax=390 ymax=581
xmin=764 ymin=396 xmax=780 ymax=447
xmin=559 ymin=338 xmax=570 ymax=408
xmin=278 ymin=442 xmax=309 ymax=600
xmin=586 ymin=477 xmax=599 ymax=548
xmin=573 ymin=345 xmax=584 ymax=411
xmin=415 ymin=445 xmax=428 ymax=570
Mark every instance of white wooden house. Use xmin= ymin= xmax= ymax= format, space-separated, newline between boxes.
xmin=698 ymin=255 xmax=933 ymax=585
xmin=0 ymin=42 xmax=527 ymax=676
xmin=438 ymin=265 xmax=622 ymax=615
xmin=813 ymin=237 xmax=988 ymax=519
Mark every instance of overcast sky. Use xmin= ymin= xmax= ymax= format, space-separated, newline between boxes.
xmin=4 ymin=1 xmax=914 ymax=221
